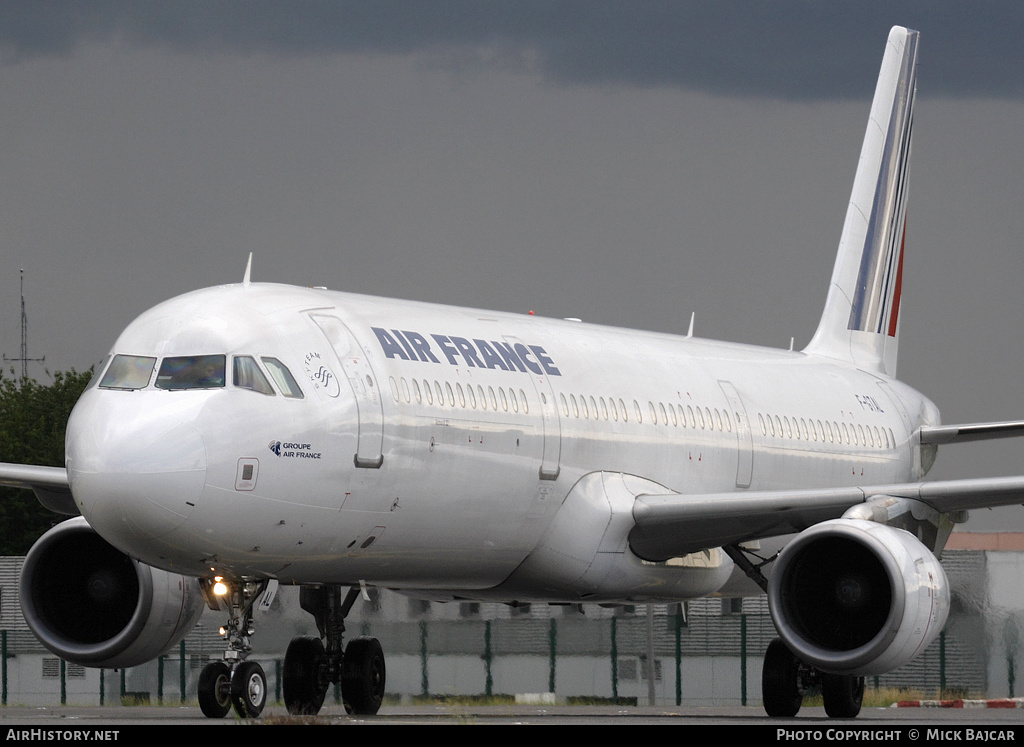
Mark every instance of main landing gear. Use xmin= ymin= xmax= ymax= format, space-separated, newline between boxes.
xmin=283 ymin=585 xmax=386 ymax=716
xmin=762 ymin=638 xmax=865 ymax=718
xmin=197 ymin=577 xmax=274 ymax=719
xmin=722 ymin=545 xmax=865 ymax=719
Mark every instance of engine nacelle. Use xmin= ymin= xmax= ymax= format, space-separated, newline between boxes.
xmin=20 ymin=517 xmax=205 ymax=669
xmin=768 ymin=518 xmax=949 ymax=676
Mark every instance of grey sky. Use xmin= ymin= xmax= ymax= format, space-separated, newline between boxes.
xmin=1 ymin=2 xmax=1023 ymax=530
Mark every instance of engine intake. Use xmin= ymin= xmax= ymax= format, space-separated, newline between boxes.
xmin=20 ymin=517 xmax=205 ymax=669
xmin=768 ymin=518 xmax=949 ymax=675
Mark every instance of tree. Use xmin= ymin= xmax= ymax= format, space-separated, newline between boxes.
xmin=0 ymin=369 xmax=94 ymax=555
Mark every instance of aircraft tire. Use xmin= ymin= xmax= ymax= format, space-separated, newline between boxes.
xmin=762 ymin=638 xmax=802 ymax=717
xmin=198 ymin=661 xmax=232 ymax=718
xmin=341 ymin=636 xmax=386 ymax=715
xmin=231 ymin=660 xmax=268 ymax=718
xmin=823 ymin=673 xmax=865 ymax=718
xmin=283 ymin=636 xmax=328 ymax=715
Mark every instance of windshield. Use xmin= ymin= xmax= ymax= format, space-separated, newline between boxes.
xmin=98 ymin=355 xmax=155 ymax=390
xmin=155 ymin=355 xmax=226 ymax=390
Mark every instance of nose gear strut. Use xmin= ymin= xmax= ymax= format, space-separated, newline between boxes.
xmin=196 ymin=577 xmax=274 ymax=719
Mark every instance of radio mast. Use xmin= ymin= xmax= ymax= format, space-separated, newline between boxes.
xmin=4 ymin=269 xmax=45 ymax=381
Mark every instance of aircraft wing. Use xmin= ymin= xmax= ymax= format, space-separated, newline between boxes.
xmin=628 ymin=475 xmax=1024 ymax=561
xmin=0 ymin=462 xmax=77 ymax=516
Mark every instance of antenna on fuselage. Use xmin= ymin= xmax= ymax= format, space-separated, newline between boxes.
xmin=686 ymin=312 xmax=694 ymax=338
xmin=243 ymin=253 xmax=252 ymax=288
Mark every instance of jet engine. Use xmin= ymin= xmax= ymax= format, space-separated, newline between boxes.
xmin=767 ymin=518 xmax=949 ymax=676
xmin=20 ymin=517 xmax=205 ymax=669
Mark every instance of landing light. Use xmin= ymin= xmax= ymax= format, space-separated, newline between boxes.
xmin=213 ymin=576 xmax=229 ymax=596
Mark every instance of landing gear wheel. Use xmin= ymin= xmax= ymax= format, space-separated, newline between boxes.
xmin=823 ymin=673 xmax=865 ymax=718
xmin=341 ymin=636 xmax=386 ymax=715
xmin=762 ymin=638 xmax=802 ymax=717
xmin=198 ymin=661 xmax=232 ymax=718
xmin=284 ymin=636 xmax=328 ymax=715
xmin=231 ymin=660 xmax=267 ymax=718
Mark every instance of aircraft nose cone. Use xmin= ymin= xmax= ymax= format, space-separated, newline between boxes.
xmin=66 ymin=392 xmax=207 ymax=546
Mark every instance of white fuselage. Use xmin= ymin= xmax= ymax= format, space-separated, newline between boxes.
xmin=64 ymin=282 xmax=936 ymax=600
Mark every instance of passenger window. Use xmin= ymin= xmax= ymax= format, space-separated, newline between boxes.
xmin=156 ymin=355 xmax=225 ymax=389
xmin=99 ymin=354 xmax=156 ymax=390
xmin=234 ymin=356 xmax=275 ymax=395
xmin=262 ymin=358 xmax=304 ymax=398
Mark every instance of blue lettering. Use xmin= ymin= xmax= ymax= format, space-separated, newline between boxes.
xmin=374 ymin=328 xmax=560 ymax=375
xmin=392 ymin=329 xmax=419 ymax=361
xmin=474 ymin=340 xmax=510 ymax=371
xmin=491 ymin=341 xmax=528 ymax=372
xmin=529 ymin=345 xmax=561 ymax=376
xmin=372 ymin=328 xmax=409 ymax=360
xmin=451 ymin=336 xmax=484 ymax=367
xmin=513 ymin=343 xmax=543 ymax=375
xmin=431 ymin=334 xmax=460 ymax=365
xmin=402 ymin=330 xmax=440 ymax=363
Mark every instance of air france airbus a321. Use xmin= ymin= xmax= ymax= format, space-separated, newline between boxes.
xmin=1 ymin=27 xmax=1022 ymax=719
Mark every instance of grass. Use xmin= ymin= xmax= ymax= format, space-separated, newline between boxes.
xmin=802 ymin=687 xmax=980 ymax=708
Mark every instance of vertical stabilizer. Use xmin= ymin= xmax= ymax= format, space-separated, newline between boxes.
xmin=804 ymin=26 xmax=917 ymax=378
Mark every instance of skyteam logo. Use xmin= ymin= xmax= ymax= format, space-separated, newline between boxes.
xmin=302 ymin=351 xmax=341 ymax=397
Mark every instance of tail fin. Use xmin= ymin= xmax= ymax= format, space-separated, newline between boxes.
xmin=804 ymin=26 xmax=918 ymax=378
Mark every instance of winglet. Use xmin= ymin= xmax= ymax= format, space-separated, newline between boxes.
xmin=243 ymin=253 xmax=252 ymax=287
xmin=804 ymin=27 xmax=918 ymax=378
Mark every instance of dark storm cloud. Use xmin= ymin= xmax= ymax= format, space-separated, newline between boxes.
xmin=1 ymin=0 xmax=1022 ymax=100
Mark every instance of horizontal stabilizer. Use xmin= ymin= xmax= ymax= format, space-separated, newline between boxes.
xmin=919 ymin=420 xmax=1024 ymax=445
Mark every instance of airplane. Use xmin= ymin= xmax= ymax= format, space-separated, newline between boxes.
xmin=2 ymin=25 xmax=1023 ymax=720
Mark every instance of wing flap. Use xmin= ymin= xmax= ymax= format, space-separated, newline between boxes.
xmin=629 ymin=476 xmax=1024 ymax=561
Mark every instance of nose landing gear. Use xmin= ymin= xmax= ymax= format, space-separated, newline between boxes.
xmin=197 ymin=577 xmax=273 ymax=719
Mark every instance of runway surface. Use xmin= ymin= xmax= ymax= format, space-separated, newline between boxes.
xmin=1 ymin=704 xmax=1023 ymax=728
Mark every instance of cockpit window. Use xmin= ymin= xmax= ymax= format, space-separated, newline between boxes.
xmin=155 ymin=355 xmax=226 ymax=390
xmin=261 ymin=357 xmax=304 ymax=399
xmin=87 ymin=356 xmax=111 ymax=389
xmin=233 ymin=356 xmax=275 ymax=395
xmin=99 ymin=354 xmax=155 ymax=390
